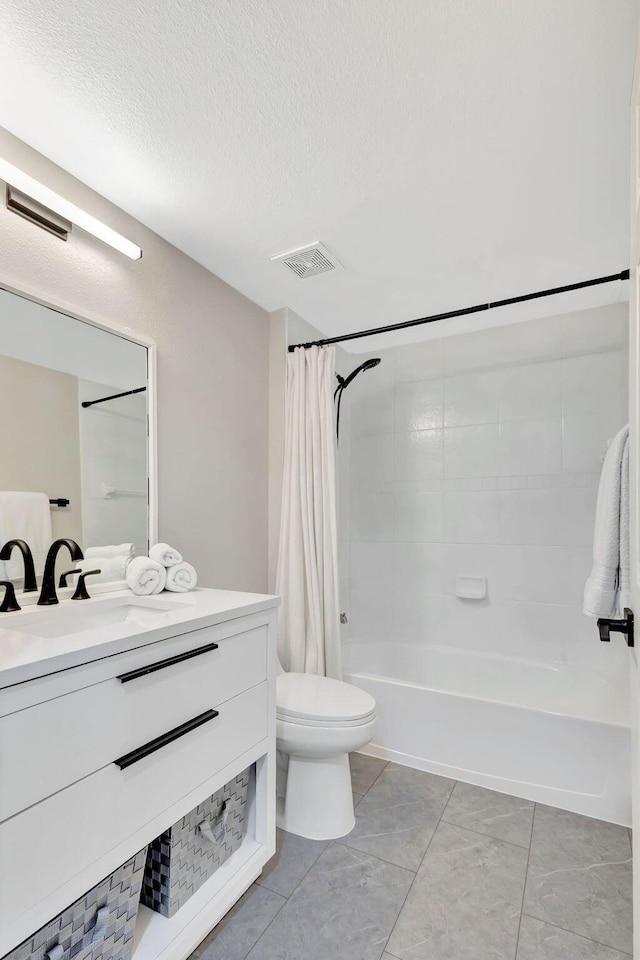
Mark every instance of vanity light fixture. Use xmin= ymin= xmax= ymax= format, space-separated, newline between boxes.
xmin=0 ymin=157 xmax=142 ymax=260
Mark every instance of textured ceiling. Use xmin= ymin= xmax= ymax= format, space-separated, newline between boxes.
xmin=0 ymin=0 xmax=636 ymax=347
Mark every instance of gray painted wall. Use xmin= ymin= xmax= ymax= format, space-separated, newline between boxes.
xmin=0 ymin=127 xmax=270 ymax=592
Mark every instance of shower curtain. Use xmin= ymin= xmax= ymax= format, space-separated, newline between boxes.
xmin=276 ymin=345 xmax=342 ymax=679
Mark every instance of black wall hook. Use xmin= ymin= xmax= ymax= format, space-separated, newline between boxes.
xmin=597 ymin=608 xmax=634 ymax=647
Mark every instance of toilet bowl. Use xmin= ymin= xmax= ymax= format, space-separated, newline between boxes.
xmin=276 ymin=672 xmax=377 ymax=840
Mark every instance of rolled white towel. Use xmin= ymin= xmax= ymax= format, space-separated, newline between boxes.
xmin=165 ymin=561 xmax=197 ymax=593
xmin=149 ymin=542 xmax=183 ymax=567
xmin=73 ymin=556 xmax=130 ymax=583
xmin=85 ymin=543 xmax=134 ymax=560
xmin=126 ymin=556 xmax=167 ymax=596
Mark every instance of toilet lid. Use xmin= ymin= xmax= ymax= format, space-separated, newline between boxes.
xmin=276 ymin=673 xmax=376 ymax=724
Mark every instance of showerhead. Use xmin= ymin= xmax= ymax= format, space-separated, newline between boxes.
xmin=361 ymin=358 xmax=382 ymax=372
xmin=336 ymin=358 xmax=381 ymax=391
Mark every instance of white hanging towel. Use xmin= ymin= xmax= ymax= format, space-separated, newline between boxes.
xmin=584 ymin=424 xmax=630 ymax=618
xmin=0 ymin=491 xmax=52 ymax=580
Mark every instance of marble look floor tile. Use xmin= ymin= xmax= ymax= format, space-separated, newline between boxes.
xmin=363 ymin=762 xmax=455 ymax=818
xmin=343 ymin=793 xmax=439 ymax=870
xmin=443 ymin=781 xmax=534 ymax=848
xmin=256 ymin=828 xmax=329 ymax=899
xmin=387 ymin=821 xmax=528 ymax=960
xmin=190 ymin=884 xmax=285 ymax=960
xmin=523 ymin=805 xmax=632 ymax=955
xmin=246 ymin=842 xmax=414 ymax=960
xmin=350 ymin=753 xmax=387 ymax=795
xmin=516 ymin=915 xmax=632 ymax=960
xmin=353 ymin=792 xmax=364 ymax=807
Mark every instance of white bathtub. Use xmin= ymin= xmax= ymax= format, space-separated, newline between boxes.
xmin=343 ymin=641 xmax=632 ymax=825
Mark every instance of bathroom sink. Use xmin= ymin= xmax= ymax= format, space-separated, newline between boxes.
xmin=5 ymin=597 xmax=190 ymax=639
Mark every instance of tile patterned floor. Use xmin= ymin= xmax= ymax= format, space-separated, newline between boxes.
xmin=188 ymin=754 xmax=633 ymax=960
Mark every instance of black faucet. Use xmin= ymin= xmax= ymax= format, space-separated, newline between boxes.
xmin=71 ymin=569 xmax=101 ymax=601
xmin=38 ymin=539 xmax=84 ymax=606
xmin=0 ymin=540 xmax=38 ymax=592
xmin=0 ymin=582 xmax=20 ymax=612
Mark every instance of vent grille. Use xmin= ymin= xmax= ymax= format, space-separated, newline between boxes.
xmin=271 ymin=242 xmax=342 ymax=279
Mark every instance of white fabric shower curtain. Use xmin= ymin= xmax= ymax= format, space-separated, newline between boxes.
xmin=276 ymin=345 xmax=342 ymax=679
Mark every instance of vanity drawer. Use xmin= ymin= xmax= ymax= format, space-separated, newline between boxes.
xmin=0 ymin=624 xmax=267 ymax=822
xmin=0 ymin=680 xmax=268 ymax=931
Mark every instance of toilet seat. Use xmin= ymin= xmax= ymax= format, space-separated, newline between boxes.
xmin=276 ymin=672 xmax=376 ymax=726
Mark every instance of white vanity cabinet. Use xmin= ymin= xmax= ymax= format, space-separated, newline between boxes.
xmin=0 ymin=588 xmax=279 ymax=960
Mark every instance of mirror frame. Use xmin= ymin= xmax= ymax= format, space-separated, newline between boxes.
xmin=0 ymin=278 xmax=158 ymax=559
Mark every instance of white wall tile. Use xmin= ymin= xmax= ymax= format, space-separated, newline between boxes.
xmin=394 ymin=592 xmax=452 ymax=644
xmin=395 ymin=429 xmax=443 ymax=480
xmin=561 ymin=486 xmax=598 ymax=546
xmin=395 ymin=542 xmax=446 ymax=594
xmin=562 ymin=411 xmax=624 ymax=473
xmin=442 ymin=490 xmax=500 ymax=543
xmin=561 ymin=545 xmax=593 ymax=606
xmin=351 ymin=433 xmax=394 ymax=482
xmin=444 ymin=424 xmax=499 ymax=478
xmin=562 ymin=353 xmax=623 ymax=420
xmin=562 ymin=303 xmax=628 ymax=358
xmin=392 ymin=338 xmax=443 ymax=383
xmin=483 ymin=545 xmax=579 ymax=604
xmin=349 ymin=587 xmax=393 ymax=644
xmin=394 ymin=379 xmax=444 ymax=431
xmin=499 ymin=488 xmax=563 ymax=545
xmin=350 ymin=387 xmax=394 ymax=436
xmin=443 ymin=316 xmax=563 ymax=375
xmin=394 ymin=490 xmax=444 ymax=542
xmin=494 ymin=600 xmax=579 ymax=661
xmin=443 ymin=370 xmax=502 ymax=426
xmin=499 ymin=360 xmax=562 ymax=421
xmin=338 ymin=541 xmax=350 ymax=612
xmin=350 ymin=541 xmax=394 ymax=589
xmin=498 ymin=418 xmax=562 ymax=476
xmin=350 ymin=486 xmax=394 ymax=541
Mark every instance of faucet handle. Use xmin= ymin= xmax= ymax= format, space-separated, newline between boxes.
xmin=0 ymin=581 xmax=20 ymax=613
xmin=71 ymin=570 xmax=101 ymax=601
xmin=59 ymin=569 xmax=81 ymax=588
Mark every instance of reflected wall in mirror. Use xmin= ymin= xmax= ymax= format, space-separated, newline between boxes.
xmin=0 ymin=287 xmax=150 ymax=586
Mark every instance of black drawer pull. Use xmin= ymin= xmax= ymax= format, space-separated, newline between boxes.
xmin=114 ymin=709 xmax=219 ymax=770
xmin=116 ymin=641 xmax=219 ymax=683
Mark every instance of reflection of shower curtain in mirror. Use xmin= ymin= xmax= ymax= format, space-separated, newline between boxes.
xmin=276 ymin=345 xmax=341 ymax=679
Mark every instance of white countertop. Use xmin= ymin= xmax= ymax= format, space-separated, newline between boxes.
xmin=0 ymin=587 xmax=279 ymax=688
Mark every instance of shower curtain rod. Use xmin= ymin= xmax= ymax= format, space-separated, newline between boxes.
xmin=287 ymin=269 xmax=630 ymax=352
xmin=81 ymin=386 xmax=146 ymax=408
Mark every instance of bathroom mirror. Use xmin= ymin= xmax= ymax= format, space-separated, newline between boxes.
xmin=0 ymin=285 xmax=155 ymax=585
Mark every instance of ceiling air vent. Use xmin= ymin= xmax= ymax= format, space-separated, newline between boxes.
xmin=271 ymin=242 xmax=342 ymax=279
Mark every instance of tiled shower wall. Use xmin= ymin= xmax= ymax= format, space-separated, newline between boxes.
xmin=341 ymin=303 xmax=628 ymax=670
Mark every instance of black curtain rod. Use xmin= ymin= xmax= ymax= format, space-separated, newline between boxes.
xmin=81 ymin=386 xmax=146 ymax=409
xmin=288 ymin=269 xmax=630 ymax=351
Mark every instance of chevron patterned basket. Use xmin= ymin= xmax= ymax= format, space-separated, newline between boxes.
xmin=140 ymin=766 xmax=251 ymax=918
xmin=5 ymin=848 xmax=147 ymax=960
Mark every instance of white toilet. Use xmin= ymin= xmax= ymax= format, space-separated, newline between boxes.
xmin=276 ymin=671 xmax=377 ymax=840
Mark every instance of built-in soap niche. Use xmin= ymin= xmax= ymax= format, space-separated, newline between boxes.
xmin=455 ymin=575 xmax=487 ymax=600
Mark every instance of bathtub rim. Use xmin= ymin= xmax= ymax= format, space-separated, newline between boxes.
xmin=342 ymin=640 xmax=631 ymax=729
